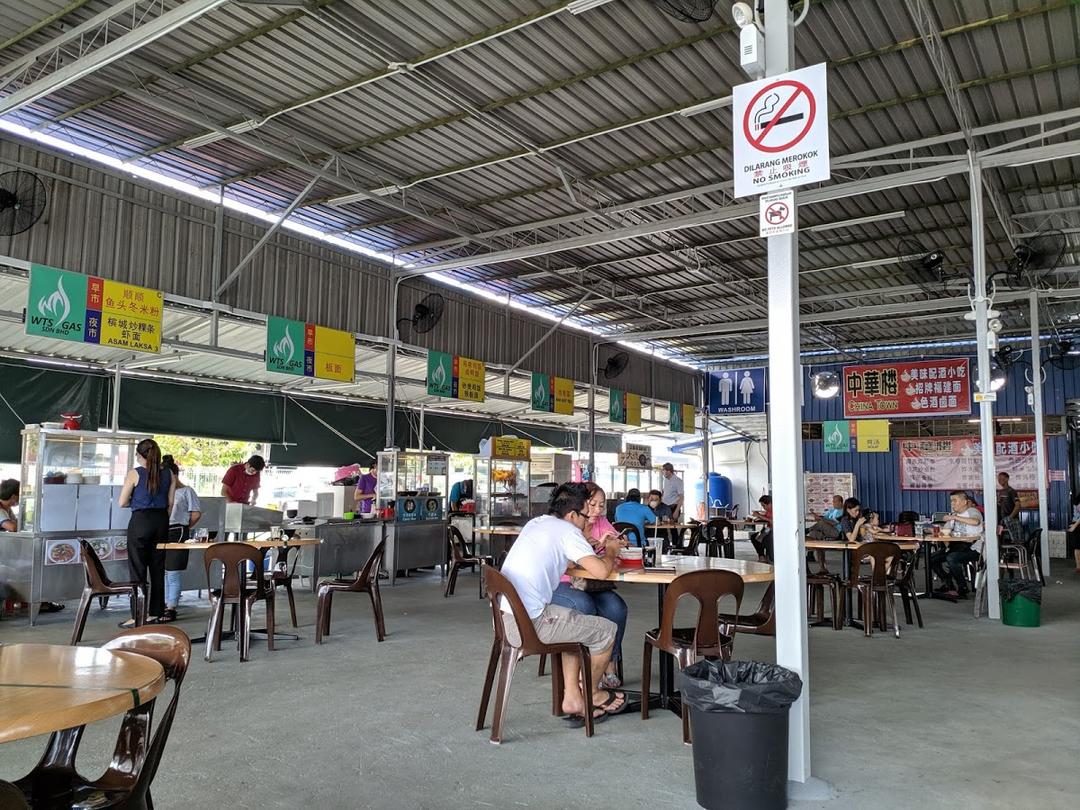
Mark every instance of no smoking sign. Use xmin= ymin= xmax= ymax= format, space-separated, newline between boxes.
xmin=759 ymin=189 xmax=795 ymax=238
xmin=733 ymin=63 xmax=830 ymax=198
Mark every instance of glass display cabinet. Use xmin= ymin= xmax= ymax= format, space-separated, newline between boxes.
xmin=473 ymin=437 xmax=531 ymax=526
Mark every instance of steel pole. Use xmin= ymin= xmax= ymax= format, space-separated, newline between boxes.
xmin=970 ymin=152 xmax=1001 ymax=618
xmin=763 ymin=0 xmax=810 ymax=783
xmin=1029 ymin=291 xmax=1050 ymax=575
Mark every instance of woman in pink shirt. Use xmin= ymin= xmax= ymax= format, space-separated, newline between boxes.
xmin=550 ymin=482 xmax=628 ymax=688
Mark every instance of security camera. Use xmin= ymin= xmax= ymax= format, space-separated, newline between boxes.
xmin=731 ymin=2 xmax=755 ymax=28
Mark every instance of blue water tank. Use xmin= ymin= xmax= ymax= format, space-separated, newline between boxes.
xmin=709 ymin=472 xmax=733 ymax=510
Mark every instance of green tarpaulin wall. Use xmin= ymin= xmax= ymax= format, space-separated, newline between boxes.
xmin=0 ymin=365 xmax=621 ymax=465
xmin=0 ymin=361 xmax=109 ymax=462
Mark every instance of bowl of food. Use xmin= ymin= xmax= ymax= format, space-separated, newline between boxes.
xmin=47 ymin=541 xmax=78 ymax=564
xmin=89 ymin=538 xmax=112 ymax=561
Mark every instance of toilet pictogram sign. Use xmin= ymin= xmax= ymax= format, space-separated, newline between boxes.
xmin=733 ymin=63 xmax=830 ymax=198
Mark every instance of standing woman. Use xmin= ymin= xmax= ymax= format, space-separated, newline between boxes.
xmin=118 ymin=438 xmax=174 ymax=627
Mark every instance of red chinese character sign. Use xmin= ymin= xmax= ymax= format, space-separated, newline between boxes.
xmin=733 ymin=63 xmax=830 ymax=198
xmin=842 ymin=358 xmax=971 ymax=418
xmin=900 ymin=437 xmax=1040 ymax=491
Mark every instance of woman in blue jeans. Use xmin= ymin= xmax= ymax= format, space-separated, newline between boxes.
xmin=550 ymin=482 xmax=628 ymax=689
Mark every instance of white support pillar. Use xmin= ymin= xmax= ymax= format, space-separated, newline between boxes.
xmin=111 ymin=363 xmax=122 ymax=433
xmin=763 ymin=0 xmax=810 ymax=783
xmin=418 ymin=403 xmax=426 ymax=451
xmin=970 ymin=153 xmax=1001 ymax=619
xmin=1029 ymin=292 xmax=1051 ymax=575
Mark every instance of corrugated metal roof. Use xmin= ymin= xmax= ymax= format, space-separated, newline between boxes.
xmin=0 ymin=0 xmax=1076 ymax=367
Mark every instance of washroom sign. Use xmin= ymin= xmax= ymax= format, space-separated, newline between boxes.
xmin=733 ymin=63 xmax=830 ymax=198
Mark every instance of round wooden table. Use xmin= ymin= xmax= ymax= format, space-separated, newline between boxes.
xmin=0 ymin=644 xmax=165 ymax=745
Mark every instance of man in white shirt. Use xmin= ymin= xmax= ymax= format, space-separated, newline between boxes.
xmin=660 ymin=463 xmax=684 ymax=519
xmin=930 ymin=490 xmax=984 ymax=598
xmin=500 ymin=483 xmax=626 ymax=724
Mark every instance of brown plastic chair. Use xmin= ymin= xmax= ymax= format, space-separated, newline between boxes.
xmin=612 ymin=521 xmax=643 ymax=548
xmin=806 ymin=551 xmax=842 ymax=631
xmin=642 ymin=569 xmax=744 ymax=743
xmin=203 ymin=543 xmax=275 ymax=662
xmin=719 ymin=582 xmax=776 ymax=636
xmin=477 ymin=565 xmax=596 ymax=743
xmin=0 ymin=780 xmax=29 ymax=810
xmin=269 ymin=544 xmax=300 ymax=627
xmin=840 ymin=541 xmax=902 ymax=638
xmin=315 ymin=538 xmax=387 ymax=643
xmin=71 ymin=538 xmax=145 ymax=644
xmin=445 ymin=525 xmax=493 ymax=598
xmin=16 ymin=626 xmax=192 ymax=810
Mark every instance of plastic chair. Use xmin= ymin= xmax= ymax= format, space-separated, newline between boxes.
xmin=16 ymin=626 xmax=191 ymax=810
xmin=477 ymin=565 xmax=595 ymax=743
xmin=70 ymin=538 xmax=145 ymax=644
xmin=840 ymin=541 xmax=902 ymax=638
xmin=0 ymin=780 xmax=29 ymax=810
xmin=642 ymin=569 xmax=744 ymax=744
xmin=807 ymin=567 xmax=842 ymax=631
xmin=702 ymin=518 xmax=736 ymax=558
xmin=1026 ymin=528 xmax=1045 ymax=585
xmin=719 ymin=581 xmax=775 ymax=636
xmin=445 ymin=525 xmax=494 ymax=598
xmin=612 ymin=521 xmax=643 ymax=548
xmin=203 ymin=543 xmax=275 ymax=662
xmin=269 ymin=544 xmax=300 ymax=627
xmin=315 ymin=538 xmax=387 ymax=643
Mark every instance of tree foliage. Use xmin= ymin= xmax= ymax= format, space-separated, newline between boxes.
xmin=157 ymin=435 xmax=258 ymax=470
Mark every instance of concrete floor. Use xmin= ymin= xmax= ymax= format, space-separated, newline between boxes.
xmin=1 ymin=559 xmax=1078 ymax=809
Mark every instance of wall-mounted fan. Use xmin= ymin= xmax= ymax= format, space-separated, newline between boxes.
xmin=397 ymin=293 xmax=445 ymax=335
xmin=1044 ymin=338 xmax=1074 ymax=369
xmin=0 ymin=171 xmax=48 ymax=236
xmin=996 ymin=230 xmax=1066 ymax=289
xmin=896 ymin=238 xmax=960 ymax=296
xmin=601 ymin=351 xmax=630 ymax=380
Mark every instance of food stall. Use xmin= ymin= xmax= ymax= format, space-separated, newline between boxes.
xmin=373 ymin=449 xmax=449 ymax=585
xmin=528 ymin=451 xmax=571 ymax=517
xmin=605 ymin=442 xmax=659 ymax=518
xmin=472 ymin=436 xmax=531 ymax=558
xmin=1 ymin=427 xmax=147 ymax=625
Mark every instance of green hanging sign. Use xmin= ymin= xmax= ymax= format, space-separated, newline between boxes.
xmin=823 ymin=420 xmax=851 ymax=453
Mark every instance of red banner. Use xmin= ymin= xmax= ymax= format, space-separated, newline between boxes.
xmin=899 ymin=436 xmax=1038 ymax=491
xmin=843 ymin=358 xmax=971 ymax=418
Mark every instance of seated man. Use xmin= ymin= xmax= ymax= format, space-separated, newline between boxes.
xmin=930 ymin=490 xmax=984 ymax=599
xmin=499 ymin=482 xmax=627 ymax=724
xmin=748 ymin=495 xmax=774 ymax=563
xmin=614 ymin=488 xmax=656 ymax=547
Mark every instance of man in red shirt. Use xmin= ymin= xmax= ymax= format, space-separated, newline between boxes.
xmin=221 ymin=455 xmax=265 ymax=505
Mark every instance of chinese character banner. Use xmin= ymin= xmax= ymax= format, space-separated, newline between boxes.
xmin=426 ymin=350 xmax=485 ymax=402
xmin=843 ymin=358 xmax=971 ymax=418
xmin=26 ymin=264 xmax=163 ymax=354
xmin=266 ymin=315 xmax=355 ymax=382
xmin=531 ymin=372 xmax=574 ymax=415
xmin=899 ymin=436 xmax=1040 ymax=491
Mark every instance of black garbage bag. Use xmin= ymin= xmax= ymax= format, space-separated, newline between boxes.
xmin=999 ymin=579 xmax=1042 ymax=605
xmin=678 ymin=659 xmax=803 ymax=714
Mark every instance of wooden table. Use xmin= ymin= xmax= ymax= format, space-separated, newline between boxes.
xmin=0 ymin=643 xmax=164 ymax=745
xmin=569 ymin=555 xmax=774 ymax=716
xmin=806 ymin=537 xmax=921 ymax=626
xmin=156 ymin=537 xmax=321 ymax=550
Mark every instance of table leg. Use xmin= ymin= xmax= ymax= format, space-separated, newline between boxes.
xmin=842 ymin=548 xmax=857 ymax=628
xmin=920 ymin=539 xmax=933 ymax=598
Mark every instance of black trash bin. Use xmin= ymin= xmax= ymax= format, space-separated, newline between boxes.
xmin=678 ymin=660 xmax=803 ymax=810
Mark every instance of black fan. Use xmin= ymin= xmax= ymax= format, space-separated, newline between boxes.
xmin=602 ymin=351 xmax=630 ymax=380
xmin=652 ymin=0 xmax=718 ymax=23
xmin=1045 ymin=338 xmax=1074 ymax=369
xmin=0 ymin=171 xmax=47 ymax=236
xmin=896 ymin=238 xmax=955 ymax=296
xmin=1004 ymin=229 xmax=1065 ymax=288
xmin=397 ymin=293 xmax=445 ymax=334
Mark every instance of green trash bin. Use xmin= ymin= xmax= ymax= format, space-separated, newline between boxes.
xmin=1000 ymin=580 xmax=1041 ymax=627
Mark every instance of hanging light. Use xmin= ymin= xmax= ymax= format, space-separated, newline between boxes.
xmin=989 ymin=364 xmax=1007 ymax=392
xmin=810 ymin=370 xmax=840 ymax=399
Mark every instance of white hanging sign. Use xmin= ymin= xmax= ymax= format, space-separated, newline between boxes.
xmin=733 ymin=62 xmax=830 ymax=198
xmin=759 ymin=189 xmax=796 ymax=237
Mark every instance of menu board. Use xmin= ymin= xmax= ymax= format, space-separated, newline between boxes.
xmin=803 ymin=472 xmax=855 ymax=516
xmin=843 ymin=358 xmax=970 ymax=418
xmin=618 ymin=442 xmax=652 ymax=469
xmin=427 ymin=350 xmax=485 ymax=402
xmin=44 ymin=536 xmax=128 ymax=566
xmin=266 ymin=316 xmax=355 ymax=382
xmin=26 ymin=264 xmax=163 ymax=353
xmin=900 ymin=436 xmax=1040 ymax=491
xmin=490 ymin=436 xmax=530 ymax=460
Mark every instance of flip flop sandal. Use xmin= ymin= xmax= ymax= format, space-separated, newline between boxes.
xmin=160 ymin=609 xmax=178 ymax=623
xmin=562 ymin=709 xmax=611 ymax=729
xmin=601 ymin=672 xmax=622 ymax=689
xmin=597 ymin=689 xmax=629 ymax=715
xmin=117 ymin=619 xmax=137 ymax=629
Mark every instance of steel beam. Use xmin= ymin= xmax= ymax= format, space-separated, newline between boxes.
xmin=0 ymin=0 xmax=229 ymax=115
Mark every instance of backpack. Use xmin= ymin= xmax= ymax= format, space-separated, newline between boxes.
xmin=806 ymin=518 xmax=841 ymax=542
